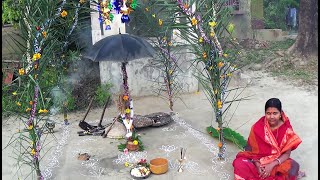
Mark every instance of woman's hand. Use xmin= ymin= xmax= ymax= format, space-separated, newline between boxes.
xmin=253 ymin=161 xmax=265 ymax=176
xmin=259 ymin=162 xmax=277 ymax=179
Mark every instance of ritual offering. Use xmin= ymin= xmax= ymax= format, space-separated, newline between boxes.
xmin=118 ymin=131 xmax=144 ymax=152
xmin=149 ymin=158 xmax=168 ymax=175
xmin=130 ymin=165 xmax=151 ymax=179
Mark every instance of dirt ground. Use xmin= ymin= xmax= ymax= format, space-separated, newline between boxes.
xmin=2 ymin=67 xmax=318 ymax=179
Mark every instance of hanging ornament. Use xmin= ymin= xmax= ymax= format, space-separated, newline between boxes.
xmin=120 ymin=1 xmax=130 ymax=23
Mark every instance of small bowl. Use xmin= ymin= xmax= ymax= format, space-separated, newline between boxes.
xmin=149 ymin=158 xmax=168 ymax=174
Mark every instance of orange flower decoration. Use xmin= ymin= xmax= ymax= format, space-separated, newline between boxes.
xmin=32 ymin=53 xmax=41 ymax=61
xmin=29 ymin=101 xmax=33 ymax=105
xmin=123 ymin=95 xmax=129 ymax=101
xmin=19 ymin=68 xmax=25 ymax=75
xmin=202 ymin=52 xmax=207 ymax=59
xmin=31 ymin=149 xmax=36 ymax=155
xmin=191 ymin=17 xmax=198 ymax=26
xmin=61 ymin=10 xmax=68 ymax=17
xmin=183 ymin=3 xmax=189 ymax=9
xmin=218 ymin=142 xmax=223 ymax=148
xmin=217 ymin=62 xmax=224 ymax=68
xmin=217 ymin=100 xmax=222 ymax=109
xmin=42 ymin=31 xmax=47 ymax=38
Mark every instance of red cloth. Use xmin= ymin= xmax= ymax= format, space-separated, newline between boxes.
xmin=233 ymin=112 xmax=302 ymax=180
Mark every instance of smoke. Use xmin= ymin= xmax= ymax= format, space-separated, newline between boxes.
xmin=49 ymin=86 xmax=67 ymax=115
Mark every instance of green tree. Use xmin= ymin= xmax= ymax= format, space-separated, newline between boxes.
xmin=3 ymin=0 xmax=92 ymax=179
xmin=133 ymin=0 xmax=249 ymax=159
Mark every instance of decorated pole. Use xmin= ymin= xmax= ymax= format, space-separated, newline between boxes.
xmin=121 ymin=62 xmax=134 ymax=138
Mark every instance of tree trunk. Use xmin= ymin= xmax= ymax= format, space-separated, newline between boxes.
xmin=288 ymin=0 xmax=318 ymax=56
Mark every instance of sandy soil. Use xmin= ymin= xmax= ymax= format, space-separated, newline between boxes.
xmin=2 ymin=70 xmax=318 ymax=180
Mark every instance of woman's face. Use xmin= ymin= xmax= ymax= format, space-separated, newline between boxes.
xmin=265 ymin=107 xmax=281 ymax=127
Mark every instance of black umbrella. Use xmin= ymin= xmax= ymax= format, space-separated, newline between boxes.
xmin=85 ymin=33 xmax=156 ymax=62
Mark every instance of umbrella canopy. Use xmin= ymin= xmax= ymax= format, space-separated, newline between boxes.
xmin=84 ymin=33 xmax=156 ymax=62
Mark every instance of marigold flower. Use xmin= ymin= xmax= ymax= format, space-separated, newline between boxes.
xmin=217 ymin=100 xmax=222 ymax=109
xmin=42 ymin=31 xmax=47 ymax=38
xmin=214 ymin=89 xmax=218 ymax=95
xmin=223 ymin=53 xmax=228 ymax=58
xmin=218 ymin=142 xmax=223 ymax=148
xmin=124 ymin=162 xmax=129 ymax=167
xmin=16 ymin=102 xmax=21 ymax=106
xmin=123 ymin=95 xmax=129 ymax=101
xmin=158 ymin=19 xmax=163 ymax=26
xmin=32 ymin=53 xmax=41 ymax=61
xmin=199 ymin=37 xmax=203 ymax=43
xmin=61 ymin=10 xmax=68 ymax=17
xmin=133 ymin=140 xmax=139 ymax=145
xmin=125 ymin=108 xmax=131 ymax=114
xmin=218 ymin=61 xmax=224 ymax=68
xmin=209 ymin=21 xmax=217 ymax=27
xmin=19 ymin=68 xmax=25 ymax=75
xmin=152 ymin=14 xmax=156 ymax=18
xmin=202 ymin=52 xmax=207 ymax=59
xmin=183 ymin=3 xmax=189 ymax=9
xmin=191 ymin=17 xmax=198 ymax=26
xmin=31 ymin=149 xmax=36 ymax=155
xmin=29 ymin=101 xmax=33 ymax=105
xmin=210 ymin=32 xmax=215 ymax=37
xmin=209 ymin=66 xmax=213 ymax=70
xmin=79 ymin=0 xmax=85 ymax=4
xmin=216 ymin=127 xmax=220 ymax=131
xmin=38 ymin=109 xmax=48 ymax=113
xmin=226 ymin=73 xmax=232 ymax=77
xmin=26 ymin=108 xmax=31 ymax=112
xmin=168 ymin=69 xmax=173 ymax=75
xmin=12 ymin=91 xmax=17 ymax=96
xmin=28 ymin=125 xmax=33 ymax=130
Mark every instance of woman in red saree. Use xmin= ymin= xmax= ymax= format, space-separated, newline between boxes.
xmin=233 ymin=98 xmax=302 ymax=180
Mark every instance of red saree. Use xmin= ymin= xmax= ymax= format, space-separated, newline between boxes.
xmin=233 ymin=112 xmax=302 ymax=180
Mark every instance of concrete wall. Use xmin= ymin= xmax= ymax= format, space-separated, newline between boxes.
xmin=90 ymin=6 xmax=198 ymax=97
xmin=231 ymin=0 xmax=254 ymax=39
xmin=253 ymin=29 xmax=285 ymax=41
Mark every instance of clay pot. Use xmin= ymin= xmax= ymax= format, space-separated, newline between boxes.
xmin=126 ymin=141 xmax=139 ymax=151
xmin=150 ymin=158 xmax=168 ymax=174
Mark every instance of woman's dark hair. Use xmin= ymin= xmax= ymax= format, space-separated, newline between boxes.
xmin=265 ymin=98 xmax=282 ymax=112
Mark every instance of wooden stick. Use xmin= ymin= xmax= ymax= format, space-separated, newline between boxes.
xmin=102 ymin=117 xmax=117 ymax=138
xmin=80 ymin=96 xmax=95 ymax=123
xmin=98 ymin=96 xmax=111 ymax=127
